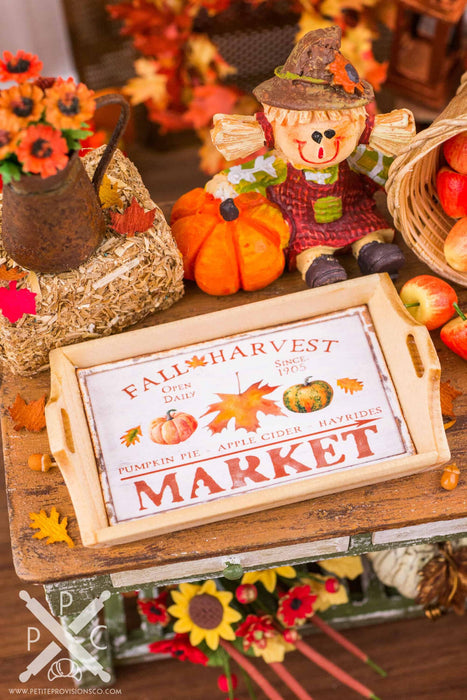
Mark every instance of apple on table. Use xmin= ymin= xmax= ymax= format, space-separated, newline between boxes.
xmin=440 ymin=304 xmax=467 ymax=361
xmin=400 ymin=275 xmax=458 ymax=330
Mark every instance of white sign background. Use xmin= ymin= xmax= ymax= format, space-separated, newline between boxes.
xmin=78 ymin=306 xmax=414 ymax=524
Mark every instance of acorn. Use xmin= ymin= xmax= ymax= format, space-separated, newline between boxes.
xmin=28 ymin=453 xmax=55 ymax=472
xmin=440 ymin=463 xmax=460 ymax=491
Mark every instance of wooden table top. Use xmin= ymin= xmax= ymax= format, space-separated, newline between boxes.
xmin=2 ymin=240 xmax=467 ymax=584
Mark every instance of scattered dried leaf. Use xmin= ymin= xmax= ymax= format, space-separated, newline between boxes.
xmin=110 ymin=197 xmax=157 ymax=236
xmin=29 ymin=506 xmax=75 ymax=548
xmin=336 ymin=378 xmax=364 ymax=394
xmin=0 ymin=280 xmax=36 ymax=322
xmin=0 ymin=264 xmax=27 ymax=281
xmin=99 ymin=174 xmax=124 ymax=210
xmin=440 ymin=380 xmax=462 ymax=417
xmin=8 ymin=393 xmax=46 ymax=432
xmin=203 ymin=381 xmax=285 ymax=433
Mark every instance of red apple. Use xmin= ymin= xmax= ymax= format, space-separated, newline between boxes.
xmin=443 ymin=132 xmax=467 ymax=174
xmin=440 ymin=304 xmax=467 ymax=360
xmin=444 ymin=217 xmax=467 ymax=271
xmin=436 ymin=166 xmax=467 ymax=218
xmin=400 ymin=274 xmax=458 ymax=330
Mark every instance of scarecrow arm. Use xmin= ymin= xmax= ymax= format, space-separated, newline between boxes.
xmin=222 ymin=153 xmax=287 ymax=196
xmin=347 ymin=145 xmax=394 ymax=189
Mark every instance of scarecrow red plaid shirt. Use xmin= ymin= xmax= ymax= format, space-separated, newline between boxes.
xmin=223 ymin=147 xmax=394 ymax=268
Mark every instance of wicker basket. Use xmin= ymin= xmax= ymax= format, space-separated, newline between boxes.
xmin=386 ymin=73 xmax=467 ymax=287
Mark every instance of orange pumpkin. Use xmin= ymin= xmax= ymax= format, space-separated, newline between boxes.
xmin=170 ymin=188 xmax=290 ymax=295
xmin=149 ymin=409 xmax=198 ymax=445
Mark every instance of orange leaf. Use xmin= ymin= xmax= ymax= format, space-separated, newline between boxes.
xmin=183 ymin=84 xmax=239 ymax=130
xmin=0 ymin=264 xmax=27 ymax=281
xmin=440 ymin=380 xmax=462 ymax=417
xmin=336 ymin=378 xmax=364 ymax=394
xmin=8 ymin=393 xmax=46 ymax=432
xmin=120 ymin=425 xmax=142 ymax=447
xmin=29 ymin=506 xmax=74 ymax=547
xmin=110 ymin=197 xmax=157 ymax=236
xmin=186 ymin=355 xmax=208 ymax=368
xmin=202 ymin=380 xmax=285 ymax=433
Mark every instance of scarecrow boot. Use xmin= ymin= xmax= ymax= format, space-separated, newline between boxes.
xmin=305 ymin=254 xmax=348 ymax=288
xmin=357 ymin=240 xmax=405 ymax=279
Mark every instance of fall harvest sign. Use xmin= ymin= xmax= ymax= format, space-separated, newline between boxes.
xmin=46 ymin=276 xmax=450 ymax=546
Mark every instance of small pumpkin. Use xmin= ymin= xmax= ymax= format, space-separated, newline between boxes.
xmin=149 ymin=409 xmax=198 ymax=445
xmin=283 ymin=377 xmax=333 ymax=413
xmin=170 ymin=188 xmax=290 ymax=295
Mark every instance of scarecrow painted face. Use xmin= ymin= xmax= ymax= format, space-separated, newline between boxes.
xmin=273 ymin=112 xmax=365 ymax=170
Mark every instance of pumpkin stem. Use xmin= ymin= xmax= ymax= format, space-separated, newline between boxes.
xmin=220 ymin=198 xmax=239 ymax=221
xmin=304 ymin=376 xmax=314 ymax=385
xmin=166 ymin=409 xmax=177 ymax=420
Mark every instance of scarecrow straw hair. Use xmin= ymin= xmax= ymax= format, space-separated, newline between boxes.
xmin=211 ymin=108 xmax=414 ymax=160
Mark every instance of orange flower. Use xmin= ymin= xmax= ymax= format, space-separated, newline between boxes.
xmin=16 ymin=124 xmax=69 ymax=178
xmin=0 ymin=50 xmax=43 ymax=83
xmin=0 ymin=127 xmax=17 ymax=159
xmin=0 ymin=83 xmax=44 ymax=130
xmin=44 ymin=77 xmax=95 ymax=130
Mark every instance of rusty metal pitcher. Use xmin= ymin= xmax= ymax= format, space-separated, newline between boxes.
xmin=1 ymin=94 xmax=130 ymax=274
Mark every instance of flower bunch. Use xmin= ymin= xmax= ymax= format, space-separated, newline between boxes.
xmin=138 ymin=557 xmax=386 ymax=699
xmin=0 ymin=51 xmax=96 ymax=183
xmin=107 ymin=0 xmax=393 ymax=173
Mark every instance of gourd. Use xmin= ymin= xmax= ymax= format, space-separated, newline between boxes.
xmin=149 ymin=409 xmax=198 ymax=445
xmin=283 ymin=377 xmax=333 ymax=413
xmin=170 ymin=188 xmax=289 ymax=296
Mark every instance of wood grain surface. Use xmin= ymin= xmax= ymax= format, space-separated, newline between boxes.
xmin=2 ymin=238 xmax=466 ymax=584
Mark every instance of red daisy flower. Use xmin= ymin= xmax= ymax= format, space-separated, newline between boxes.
xmin=277 ymin=585 xmax=317 ymax=628
xmin=149 ymin=633 xmax=208 ymax=665
xmin=16 ymin=124 xmax=68 ymax=178
xmin=0 ymin=51 xmax=43 ymax=84
xmin=138 ymin=594 xmax=170 ymax=626
xmin=235 ymin=614 xmax=276 ymax=651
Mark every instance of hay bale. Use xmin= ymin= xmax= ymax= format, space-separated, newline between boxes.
xmin=0 ymin=148 xmax=184 ymax=376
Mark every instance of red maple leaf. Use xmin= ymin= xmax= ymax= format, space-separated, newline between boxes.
xmin=0 ymin=281 xmax=36 ymax=323
xmin=183 ymin=85 xmax=239 ymax=130
xmin=110 ymin=198 xmax=157 ymax=236
xmin=202 ymin=381 xmax=285 ymax=434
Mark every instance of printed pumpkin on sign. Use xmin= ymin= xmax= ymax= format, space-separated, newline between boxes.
xmin=170 ymin=189 xmax=289 ymax=295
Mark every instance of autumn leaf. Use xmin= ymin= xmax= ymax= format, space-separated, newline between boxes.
xmin=183 ymin=84 xmax=239 ymax=130
xmin=336 ymin=378 xmax=364 ymax=394
xmin=110 ymin=197 xmax=157 ymax=236
xmin=202 ymin=380 xmax=285 ymax=433
xmin=440 ymin=380 xmax=462 ymax=417
xmin=319 ymin=556 xmax=363 ymax=580
xmin=29 ymin=506 xmax=74 ymax=548
xmin=0 ymin=264 xmax=27 ymax=281
xmin=0 ymin=280 xmax=36 ymax=322
xmin=186 ymin=355 xmax=208 ymax=368
xmin=123 ymin=58 xmax=168 ymax=107
xmin=120 ymin=425 xmax=142 ymax=447
xmin=8 ymin=393 xmax=46 ymax=432
xmin=99 ymin=174 xmax=124 ymax=210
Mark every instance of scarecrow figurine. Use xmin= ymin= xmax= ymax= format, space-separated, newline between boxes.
xmin=209 ymin=26 xmax=415 ymax=287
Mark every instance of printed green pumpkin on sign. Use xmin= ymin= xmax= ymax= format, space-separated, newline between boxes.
xmin=283 ymin=377 xmax=333 ymax=413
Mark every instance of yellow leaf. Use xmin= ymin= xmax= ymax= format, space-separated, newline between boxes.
xmin=297 ymin=10 xmax=333 ymax=41
xmin=319 ymin=555 xmax=363 ymax=580
xmin=99 ymin=174 xmax=124 ymax=210
xmin=123 ymin=58 xmax=168 ymax=107
xmin=252 ymin=635 xmax=295 ymax=663
xmin=29 ymin=507 xmax=75 ymax=548
xmin=303 ymin=575 xmax=349 ymax=612
xmin=186 ymin=35 xmax=236 ymax=82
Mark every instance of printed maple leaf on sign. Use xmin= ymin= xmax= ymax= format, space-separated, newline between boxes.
xmin=110 ymin=197 xmax=157 ymax=236
xmin=0 ymin=264 xmax=27 ymax=281
xmin=336 ymin=378 xmax=364 ymax=394
xmin=0 ymin=280 xmax=36 ymax=322
xmin=8 ymin=393 xmax=46 ymax=432
xmin=121 ymin=425 xmax=142 ymax=447
xmin=186 ymin=355 xmax=208 ymax=368
xmin=203 ymin=380 xmax=285 ymax=434
xmin=30 ymin=506 xmax=75 ymax=548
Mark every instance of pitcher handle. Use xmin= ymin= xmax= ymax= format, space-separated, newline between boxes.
xmin=91 ymin=93 xmax=131 ymax=193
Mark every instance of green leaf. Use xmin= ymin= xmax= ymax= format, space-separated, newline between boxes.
xmin=0 ymin=159 xmax=22 ymax=185
xmin=62 ymin=128 xmax=93 ymax=151
xmin=204 ymin=644 xmax=229 ymax=667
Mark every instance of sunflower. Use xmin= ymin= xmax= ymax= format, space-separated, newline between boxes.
xmin=0 ymin=50 xmax=43 ymax=84
xmin=44 ymin=77 xmax=95 ymax=130
xmin=0 ymin=84 xmax=44 ymax=130
xmin=168 ymin=580 xmax=241 ymax=650
xmin=241 ymin=566 xmax=296 ymax=593
xmin=16 ymin=124 xmax=69 ymax=178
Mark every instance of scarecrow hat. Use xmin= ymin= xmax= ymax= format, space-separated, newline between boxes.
xmin=253 ymin=26 xmax=373 ymax=111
